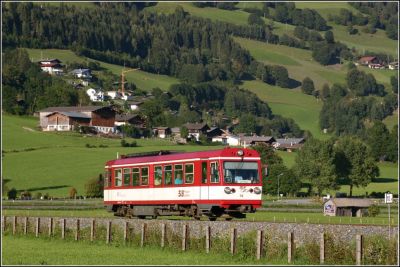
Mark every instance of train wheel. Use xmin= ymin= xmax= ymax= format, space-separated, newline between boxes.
xmin=137 ymin=215 xmax=146 ymax=219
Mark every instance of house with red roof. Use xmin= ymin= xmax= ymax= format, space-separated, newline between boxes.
xmin=38 ymin=59 xmax=63 ymax=75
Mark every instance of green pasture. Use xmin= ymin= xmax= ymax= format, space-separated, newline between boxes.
xmin=240 ymin=80 xmax=327 ymax=140
xmin=2 ymin=114 xmax=222 ymax=197
xmin=2 ymin=235 xmax=278 ymax=265
xmin=26 ymin=48 xmax=179 ymax=91
xmin=383 ymin=111 xmax=398 ymax=131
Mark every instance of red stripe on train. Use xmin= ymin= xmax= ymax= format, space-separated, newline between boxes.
xmin=104 ymin=199 xmax=261 ymax=208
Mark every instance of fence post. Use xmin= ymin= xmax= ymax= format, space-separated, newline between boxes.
xmin=288 ymin=232 xmax=294 ymax=263
xmin=48 ymin=218 xmax=53 ymax=237
xmin=320 ymin=232 xmax=325 ymax=264
xmin=24 ymin=217 xmax=28 ymax=235
xmin=205 ymin=226 xmax=211 ymax=253
xmin=256 ymin=230 xmax=264 ymax=260
xmin=61 ymin=219 xmax=66 ymax=239
xmin=356 ymin=234 xmax=363 ymax=265
xmin=106 ymin=221 xmax=112 ymax=244
xmin=140 ymin=223 xmax=147 ymax=247
xmin=230 ymin=228 xmax=237 ymax=254
xmin=90 ymin=219 xmax=95 ymax=242
xmin=12 ymin=216 xmax=17 ymax=235
xmin=75 ymin=219 xmax=80 ymax=241
xmin=161 ymin=223 xmax=166 ymax=248
xmin=182 ymin=224 xmax=188 ymax=251
xmin=3 ymin=216 xmax=6 ymax=232
xmin=35 ymin=217 xmax=40 ymax=237
xmin=124 ymin=221 xmax=129 ymax=243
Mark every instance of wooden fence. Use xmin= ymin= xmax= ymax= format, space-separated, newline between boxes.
xmin=0 ymin=216 xmax=382 ymax=264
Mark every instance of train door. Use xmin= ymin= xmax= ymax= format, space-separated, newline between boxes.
xmin=200 ymin=161 xmax=209 ymax=200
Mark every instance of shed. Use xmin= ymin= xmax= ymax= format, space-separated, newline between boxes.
xmin=323 ymin=198 xmax=373 ymax=217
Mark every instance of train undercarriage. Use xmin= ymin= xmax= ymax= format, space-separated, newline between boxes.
xmin=108 ymin=204 xmax=256 ymax=221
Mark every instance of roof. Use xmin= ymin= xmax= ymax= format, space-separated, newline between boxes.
xmin=127 ymin=101 xmax=144 ymax=105
xmin=115 ymin=114 xmax=141 ymax=121
xmin=326 ymin=198 xmax=373 ymax=207
xmin=171 ymin=127 xmax=181 ymax=133
xmin=46 ymin=111 xmax=91 ymax=119
xmin=275 ymin=138 xmax=305 ymax=145
xmin=106 ymin=147 xmax=260 ymax=167
xmin=71 ymin=68 xmax=90 ymax=74
xmin=153 ymin=126 xmax=170 ymax=130
xmin=184 ymin=122 xmax=209 ymax=130
xmin=240 ymin=135 xmax=275 ymax=143
xmin=359 ymin=56 xmax=376 ymax=62
xmin=38 ymin=59 xmax=61 ymax=63
xmin=39 ymin=106 xmax=112 ymax=113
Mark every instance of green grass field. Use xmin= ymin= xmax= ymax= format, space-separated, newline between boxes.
xmin=2 ymin=114 xmax=222 ymax=197
xmin=26 ymin=48 xmax=179 ymax=91
xmin=240 ymin=80 xmax=327 ymax=139
xmin=3 ymin=235 xmax=281 ymax=265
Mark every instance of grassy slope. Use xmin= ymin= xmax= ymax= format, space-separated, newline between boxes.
xmin=3 ymin=235 xmax=277 ymax=265
xmin=26 ymin=48 xmax=179 ymax=91
xmin=2 ymin=115 xmax=222 ymax=197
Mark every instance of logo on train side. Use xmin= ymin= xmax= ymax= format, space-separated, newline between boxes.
xmin=178 ymin=190 xmax=191 ymax=197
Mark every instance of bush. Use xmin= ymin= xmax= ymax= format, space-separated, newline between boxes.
xmin=7 ymin=188 xmax=17 ymax=200
xmin=35 ymin=192 xmax=43 ymax=200
xmin=121 ymin=139 xmax=137 ymax=147
xmin=85 ymin=174 xmax=104 ymax=198
xmin=368 ymin=204 xmax=380 ymax=217
xmin=20 ymin=191 xmax=32 ymax=200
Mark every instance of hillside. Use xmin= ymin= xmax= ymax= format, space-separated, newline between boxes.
xmin=3 ymin=115 xmax=397 ymax=198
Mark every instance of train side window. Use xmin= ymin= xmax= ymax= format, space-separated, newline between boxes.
xmin=104 ymin=170 xmax=110 ymax=187
xmin=154 ymin=165 xmax=162 ymax=186
xmin=132 ymin=168 xmax=140 ymax=186
xmin=174 ymin=164 xmax=183 ymax=185
xmin=123 ymin=168 xmax=131 ymax=186
xmin=141 ymin=167 xmax=149 ymax=185
xmin=201 ymin=162 xmax=207 ymax=184
xmin=185 ymin=163 xmax=194 ymax=184
xmin=210 ymin=162 xmax=220 ymax=183
xmin=114 ymin=169 xmax=122 ymax=187
xmin=164 ymin=165 xmax=172 ymax=185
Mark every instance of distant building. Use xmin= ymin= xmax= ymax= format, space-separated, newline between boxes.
xmin=273 ymin=138 xmax=305 ymax=152
xmin=70 ymin=68 xmax=92 ymax=80
xmin=115 ymin=114 xmax=146 ymax=128
xmin=212 ymin=131 xmax=241 ymax=146
xmin=153 ymin=127 xmax=171 ymax=139
xmin=368 ymin=63 xmax=385 ymax=69
xmin=358 ymin=56 xmax=379 ymax=66
xmin=388 ymin=61 xmax=398 ymax=70
xmin=323 ymin=198 xmax=373 ymax=217
xmin=38 ymin=59 xmax=63 ymax=75
xmin=127 ymin=101 xmax=144 ymax=111
xmin=238 ymin=134 xmax=275 ymax=147
xmin=86 ymin=88 xmax=105 ymax=102
xmin=184 ymin=122 xmax=210 ymax=141
xmin=38 ymin=106 xmax=116 ymax=133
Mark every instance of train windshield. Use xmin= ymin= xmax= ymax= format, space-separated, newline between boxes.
xmin=223 ymin=161 xmax=259 ymax=184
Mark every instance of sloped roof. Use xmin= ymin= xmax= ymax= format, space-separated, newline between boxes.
xmin=275 ymin=138 xmax=305 ymax=145
xmin=184 ymin=122 xmax=209 ymax=130
xmin=115 ymin=114 xmax=141 ymax=121
xmin=46 ymin=111 xmax=91 ymax=119
xmin=240 ymin=135 xmax=275 ymax=143
xmin=359 ymin=56 xmax=376 ymax=62
xmin=327 ymin=198 xmax=373 ymax=207
xmin=39 ymin=106 xmax=111 ymax=113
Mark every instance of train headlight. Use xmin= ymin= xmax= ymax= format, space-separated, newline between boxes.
xmin=254 ymin=187 xmax=261 ymax=194
xmin=237 ymin=150 xmax=244 ymax=156
xmin=224 ymin=187 xmax=232 ymax=194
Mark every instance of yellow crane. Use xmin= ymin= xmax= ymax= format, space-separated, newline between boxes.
xmin=120 ymin=68 xmax=139 ymax=95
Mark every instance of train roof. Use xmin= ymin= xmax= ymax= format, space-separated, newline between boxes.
xmin=105 ymin=147 xmax=260 ymax=167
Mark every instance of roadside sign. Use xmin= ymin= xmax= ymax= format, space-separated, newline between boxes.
xmin=385 ymin=193 xmax=393 ymax=204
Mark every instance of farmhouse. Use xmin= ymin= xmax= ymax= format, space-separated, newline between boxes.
xmin=127 ymin=100 xmax=144 ymax=111
xmin=38 ymin=58 xmax=63 ymax=75
xmin=39 ymin=106 xmax=116 ymax=133
xmin=212 ymin=132 xmax=241 ymax=146
xmin=388 ymin=61 xmax=398 ymax=70
xmin=184 ymin=122 xmax=210 ymax=141
xmin=358 ymin=56 xmax=379 ymax=66
xmin=153 ymin=127 xmax=171 ymax=139
xmin=273 ymin=138 xmax=305 ymax=152
xmin=115 ymin=114 xmax=146 ymax=128
xmin=323 ymin=198 xmax=373 ymax=217
xmin=70 ymin=68 xmax=92 ymax=80
xmin=238 ymin=135 xmax=275 ymax=147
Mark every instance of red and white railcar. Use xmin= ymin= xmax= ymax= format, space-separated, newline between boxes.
xmin=104 ymin=147 xmax=263 ymax=220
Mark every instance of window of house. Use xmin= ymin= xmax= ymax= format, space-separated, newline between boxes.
xmin=185 ymin=163 xmax=194 ymax=184
xmin=210 ymin=162 xmax=220 ymax=183
xmin=141 ymin=167 xmax=149 ymax=185
xmin=174 ymin=164 xmax=183 ymax=185
xmin=164 ymin=165 xmax=172 ymax=185
xmin=154 ymin=166 xmax=162 ymax=186
xmin=114 ymin=169 xmax=122 ymax=187
xmin=123 ymin=168 xmax=131 ymax=186
xmin=132 ymin=168 xmax=140 ymax=186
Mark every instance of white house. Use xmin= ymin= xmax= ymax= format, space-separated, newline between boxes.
xmin=106 ymin=91 xmax=120 ymax=100
xmin=70 ymin=68 xmax=92 ymax=79
xmin=38 ymin=59 xmax=63 ymax=75
xmin=212 ymin=133 xmax=240 ymax=146
xmin=127 ymin=101 xmax=144 ymax=111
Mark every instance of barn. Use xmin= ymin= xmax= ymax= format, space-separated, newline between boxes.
xmin=323 ymin=198 xmax=373 ymax=217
